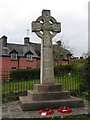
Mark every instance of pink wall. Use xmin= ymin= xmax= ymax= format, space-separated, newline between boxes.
xmin=1 ymin=55 xmax=71 ymax=71
xmin=54 ymin=60 xmax=69 ymax=66
xmin=2 ymin=56 xmax=18 ymax=71
xmin=2 ymin=56 xmax=40 ymax=71
xmin=19 ymin=57 xmax=40 ymax=69
xmin=68 ymin=56 xmax=71 ymax=64
xmin=1 ymin=55 xmax=71 ymax=81
xmin=0 ymin=57 xmax=2 ymax=71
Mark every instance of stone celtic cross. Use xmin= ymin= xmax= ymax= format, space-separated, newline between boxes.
xmin=32 ymin=10 xmax=61 ymax=84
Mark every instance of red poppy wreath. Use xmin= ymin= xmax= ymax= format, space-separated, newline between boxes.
xmin=39 ymin=108 xmax=54 ymax=116
xmin=57 ymin=107 xmax=72 ymax=113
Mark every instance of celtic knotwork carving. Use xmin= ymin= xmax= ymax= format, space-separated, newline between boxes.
xmin=32 ymin=10 xmax=61 ymax=38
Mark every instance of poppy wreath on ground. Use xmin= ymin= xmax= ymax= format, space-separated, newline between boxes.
xmin=57 ymin=107 xmax=72 ymax=113
xmin=39 ymin=108 xmax=54 ymax=116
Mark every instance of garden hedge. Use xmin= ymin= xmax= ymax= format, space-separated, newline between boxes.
xmin=54 ymin=65 xmax=71 ymax=76
xmin=10 ymin=68 xmax=40 ymax=80
xmin=10 ymin=64 xmax=80 ymax=81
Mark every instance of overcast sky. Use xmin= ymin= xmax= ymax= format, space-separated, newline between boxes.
xmin=0 ymin=0 xmax=89 ymax=57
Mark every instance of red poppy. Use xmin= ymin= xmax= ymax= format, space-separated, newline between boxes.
xmin=39 ymin=108 xmax=54 ymax=115
xmin=57 ymin=107 xmax=72 ymax=113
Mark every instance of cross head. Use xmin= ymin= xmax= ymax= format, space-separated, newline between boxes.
xmin=32 ymin=10 xmax=61 ymax=38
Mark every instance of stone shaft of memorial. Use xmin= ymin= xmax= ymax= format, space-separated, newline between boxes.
xmin=41 ymin=30 xmax=54 ymax=84
xmin=32 ymin=10 xmax=61 ymax=84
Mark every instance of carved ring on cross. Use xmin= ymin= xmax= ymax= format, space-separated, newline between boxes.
xmin=32 ymin=10 xmax=61 ymax=38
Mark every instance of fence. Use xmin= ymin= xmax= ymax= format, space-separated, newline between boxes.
xmin=1 ymin=69 xmax=83 ymax=102
xmin=1 ymin=70 xmax=11 ymax=81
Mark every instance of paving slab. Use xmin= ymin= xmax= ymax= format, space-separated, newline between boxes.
xmin=2 ymin=100 xmax=89 ymax=119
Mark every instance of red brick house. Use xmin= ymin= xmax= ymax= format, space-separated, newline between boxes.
xmin=0 ymin=35 xmax=72 ymax=74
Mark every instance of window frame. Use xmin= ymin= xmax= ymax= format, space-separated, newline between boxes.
xmin=11 ymin=53 xmax=17 ymax=60
xmin=26 ymin=54 xmax=33 ymax=61
xmin=12 ymin=67 xmax=16 ymax=70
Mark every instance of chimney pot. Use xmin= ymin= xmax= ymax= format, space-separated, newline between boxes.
xmin=1 ymin=35 xmax=7 ymax=47
xmin=24 ymin=37 xmax=30 ymax=45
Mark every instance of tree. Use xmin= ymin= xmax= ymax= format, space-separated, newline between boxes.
xmin=53 ymin=40 xmax=62 ymax=64
xmin=61 ymin=40 xmax=75 ymax=55
xmin=82 ymin=52 xmax=88 ymax=59
xmin=53 ymin=38 xmax=74 ymax=64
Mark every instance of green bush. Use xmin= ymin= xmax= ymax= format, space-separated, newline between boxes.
xmin=54 ymin=65 xmax=72 ymax=75
xmin=10 ymin=68 xmax=40 ymax=80
xmin=54 ymin=63 xmax=81 ymax=76
xmin=79 ymin=56 xmax=90 ymax=92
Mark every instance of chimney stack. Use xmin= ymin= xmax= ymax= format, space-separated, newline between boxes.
xmin=0 ymin=35 xmax=7 ymax=47
xmin=24 ymin=37 xmax=30 ymax=45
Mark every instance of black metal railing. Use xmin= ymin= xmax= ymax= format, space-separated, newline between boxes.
xmin=1 ymin=69 xmax=83 ymax=102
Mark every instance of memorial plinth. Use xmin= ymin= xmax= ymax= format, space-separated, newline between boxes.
xmin=19 ymin=10 xmax=84 ymax=111
xmin=19 ymin=84 xmax=84 ymax=111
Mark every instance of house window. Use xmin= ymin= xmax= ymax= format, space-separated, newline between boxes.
xmin=12 ymin=67 xmax=16 ymax=70
xmin=11 ymin=53 xmax=17 ymax=60
xmin=27 ymin=67 xmax=31 ymax=69
xmin=26 ymin=54 xmax=32 ymax=61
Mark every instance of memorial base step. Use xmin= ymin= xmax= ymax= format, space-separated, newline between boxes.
xmin=19 ymin=96 xmax=84 ymax=111
xmin=19 ymin=84 xmax=84 ymax=111
xmin=34 ymin=84 xmax=62 ymax=92
xmin=27 ymin=90 xmax=70 ymax=101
